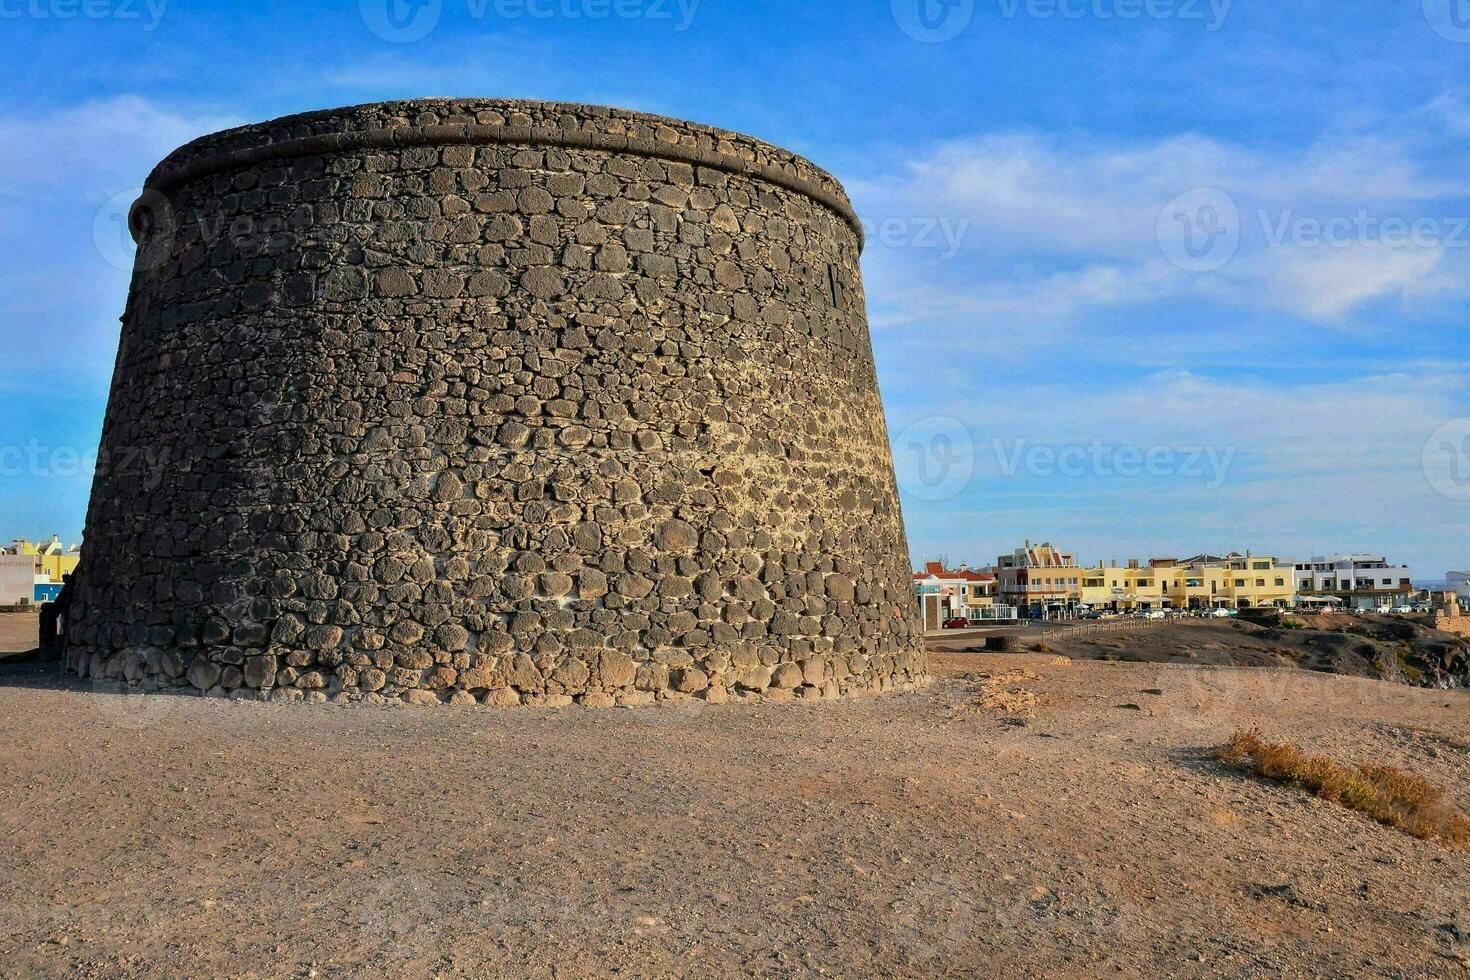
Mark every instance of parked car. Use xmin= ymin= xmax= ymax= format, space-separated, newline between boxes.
xmin=1390 ymin=604 xmax=1415 ymax=614
xmin=1207 ymin=608 xmax=1235 ymax=618
xmin=942 ymin=617 xmax=971 ymax=629
xmin=1077 ymin=609 xmax=1102 ymax=620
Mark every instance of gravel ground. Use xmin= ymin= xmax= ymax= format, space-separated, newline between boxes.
xmin=1 ymin=612 xmax=1467 ymax=978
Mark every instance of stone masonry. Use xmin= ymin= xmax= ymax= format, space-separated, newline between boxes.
xmin=66 ymin=99 xmax=926 ymax=707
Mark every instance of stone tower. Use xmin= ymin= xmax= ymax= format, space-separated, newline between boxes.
xmin=66 ymin=99 xmax=925 ymax=706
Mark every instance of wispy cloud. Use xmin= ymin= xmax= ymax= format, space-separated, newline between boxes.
xmin=0 ymin=96 xmax=237 ymax=382
xmin=854 ymin=92 xmax=1470 ymax=330
xmin=0 ymin=95 xmax=238 ymax=193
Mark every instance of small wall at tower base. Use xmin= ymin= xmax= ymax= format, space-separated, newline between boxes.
xmin=1434 ymin=597 xmax=1470 ymax=638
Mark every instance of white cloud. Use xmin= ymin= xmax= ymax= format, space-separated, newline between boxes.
xmin=0 ymin=95 xmax=239 ymax=194
xmin=868 ymin=259 xmax=1168 ymax=327
xmin=1256 ymin=245 xmax=1451 ymax=321
xmin=854 ymin=95 xmax=1470 ymax=329
xmin=0 ymin=96 xmax=239 ymax=384
xmin=1419 ymin=87 xmax=1470 ymax=137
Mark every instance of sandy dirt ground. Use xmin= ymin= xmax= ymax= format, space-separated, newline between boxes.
xmin=1 ymin=611 xmax=1467 ymax=978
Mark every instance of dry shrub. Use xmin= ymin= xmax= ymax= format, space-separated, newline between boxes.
xmin=1217 ymin=729 xmax=1470 ymax=845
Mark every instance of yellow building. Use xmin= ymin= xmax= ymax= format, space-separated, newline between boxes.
xmin=7 ymin=535 xmax=81 ymax=584
xmin=1081 ymin=553 xmax=1295 ymax=611
xmin=996 ymin=541 xmax=1083 ymax=618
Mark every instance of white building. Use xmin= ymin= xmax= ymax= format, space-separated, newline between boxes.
xmin=1293 ymin=555 xmax=1414 ymax=610
xmin=912 ymin=561 xmax=1003 ymax=630
xmin=0 ymin=555 xmax=36 ymax=605
xmin=1449 ymin=571 xmax=1470 ymax=602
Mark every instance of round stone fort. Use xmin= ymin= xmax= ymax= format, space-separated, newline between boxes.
xmin=66 ymin=98 xmax=925 ymax=707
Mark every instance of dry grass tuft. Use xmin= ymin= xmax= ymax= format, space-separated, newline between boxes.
xmin=1217 ymin=729 xmax=1470 ymax=845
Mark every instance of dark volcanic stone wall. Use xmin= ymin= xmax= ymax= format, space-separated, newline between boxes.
xmin=66 ymin=99 xmax=925 ymax=707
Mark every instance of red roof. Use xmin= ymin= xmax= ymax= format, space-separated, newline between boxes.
xmin=913 ymin=562 xmax=993 ymax=582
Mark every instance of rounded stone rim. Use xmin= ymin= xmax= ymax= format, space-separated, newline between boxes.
xmin=141 ymin=97 xmax=865 ymax=250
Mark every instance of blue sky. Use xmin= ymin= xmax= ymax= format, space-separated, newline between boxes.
xmin=2 ymin=0 xmax=1469 ymax=577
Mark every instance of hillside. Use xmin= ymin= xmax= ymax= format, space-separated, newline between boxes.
xmin=935 ymin=616 xmax=1470 ymax=691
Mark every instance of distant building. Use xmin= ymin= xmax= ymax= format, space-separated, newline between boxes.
xmin=1080 ymin=553 xmax=1295 ymax=611
xmin=0 ymin=555 xmax=35 ymax=605
xmin=1449 ymin=571 xmax=1470 ymax=603
xmin=1 ymin=535 xmax=81 ymax=604
xmin=912 ymin=561 xmax=997 ymax=630
xmin=1293 ymin=555 xmax=1414 ymax=611
xmin=995 ymin=541 xmax=1082 ymax=618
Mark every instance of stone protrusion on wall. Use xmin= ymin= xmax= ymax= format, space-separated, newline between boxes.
xmin=65 ymin=98 xmax=927 ymax=707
